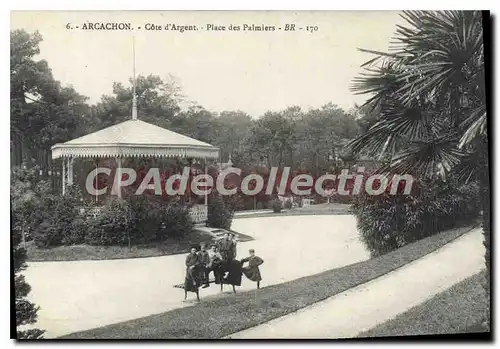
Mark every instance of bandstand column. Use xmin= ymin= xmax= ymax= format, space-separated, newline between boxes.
xmin=62 ymin=157 xmax=66 ymax=195
xmin=68 ymin=157 xmax=74 ymax=186
xmin=204 ymin=158 xmax=208 ymax=207
xmin=116 ymin=157 xmax=122 ymax=199
xmin=94 ymin=158 xmax=99 ymax=203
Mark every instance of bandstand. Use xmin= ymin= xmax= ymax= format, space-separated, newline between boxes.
xmin=51 ymin=101 xmax=219 ymax=224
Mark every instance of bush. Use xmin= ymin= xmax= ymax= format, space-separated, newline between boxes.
xmin=284 ymin=199 xmax=293 ymax=210
xmin=85 ymin=198 xmax=134 ymax=246
xmin=84 ymin=197 xmax=193 ymax=245
xmin=223 ymin=191 xmax=244 ymax=212
xmin=128 ymin=195 xmax=163 ymax=243
xmin=62 ymin=217 xmax=88 ymax=245
xmin=42 ymin=196 xmax=78 ymax=247
xmin=207 ymin=194 xmax=233 ymax=229
xmin=157 ymin=203 xmax=194 ymax=239
xmin=272 ymin=199 xmax=283 ymax=213
xmin=351 ymin=178 xmax=480 ymax=257
xmin=30 ymin=184 xmax=81 ymax=247
xmin=11 ymin=168 xmax=52 ymax=247
xmin=34 ymin=221 xmax=61 ymax=248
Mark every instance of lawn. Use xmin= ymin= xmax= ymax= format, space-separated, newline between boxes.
xmin=359 ymin=270 xmax=490 ymax=338
xmin=60 ymin=224 xmax=475 ymax=339
xmin=26 ymin=229 xmax=253 ymax=262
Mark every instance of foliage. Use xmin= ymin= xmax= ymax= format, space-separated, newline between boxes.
xmin=223 ymin=191 xmax=245 ymax=212
xmin=157 ymin=202 xmax=194 ymax=239
xmin=284 ymin=199 xmax=293 ymax=210
xmin=11 ymin=30 xmax=90 ymax=169
xmin=207 ymin=194 xmax=233 ymax=230
xmin=11 ymin=168 xmax=45 ymax=339
xmin=11 ymin=167 xmax=47 ymax=245
xmin=272 ymin=199 xmax=283 ymax=213
xmin=85 ymin=198 xmax=134 ymax=246
xmin=351 ymin=178 xmax=480 ymax=257
xmin=32 ymin=185 xmax=81 ymax=247
xmin=215 ymin=110 xmax=253 ymax=162
xmin=90 ymin=74 xmax=182 ymax=132
xmin=128 ymin=195 xmax=162 ymax=243
xmin=349 ymin=10 xmax=488 ymax=325
xmin=169 ymin=105 xmax=219 ymax=145
xmin=350 ymin=11 xmax=486 ymax=178
xmin=64 ymin=217 xmax=88 ymax=245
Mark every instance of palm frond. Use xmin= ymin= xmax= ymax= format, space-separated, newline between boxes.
xmin=458 ymin=111 xmax=487 ymax=148
xmin=452 ymin=151 xmax=481 ymax=184
xmin=351 ymin=11 xmax=485 ymax=180
xmin=346 ymin=122 xmax=401 ymax=159
xmin=388 ymin=137 xmax=466 ymax=179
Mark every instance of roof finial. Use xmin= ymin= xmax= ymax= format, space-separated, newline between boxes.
xmin=132 ymin=36 xmax=138 ymax=120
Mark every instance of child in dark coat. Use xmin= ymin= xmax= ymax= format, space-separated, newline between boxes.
xmin=241 ymin=249 xmax=264 ymax=289
xmin=185 ymin=247 xmax=200 ymax=288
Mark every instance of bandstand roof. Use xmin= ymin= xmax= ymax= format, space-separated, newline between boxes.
xmin=51 ymin=119 xmax=220 ymax=160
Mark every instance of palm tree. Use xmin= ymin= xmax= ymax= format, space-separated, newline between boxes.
xmin=349 ymin=11 xmax=489 ymax=327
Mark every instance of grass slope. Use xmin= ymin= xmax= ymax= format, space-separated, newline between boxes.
xmin=359 ymin=270 xmax=490 ymax=337
xmin=60 ymin=224 xmax=475 ymax=339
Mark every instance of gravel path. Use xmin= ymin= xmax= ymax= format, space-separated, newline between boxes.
xmin=226 ymin=228 xmax=485 ymax=339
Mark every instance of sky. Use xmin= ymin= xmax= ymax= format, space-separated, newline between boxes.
xmin=11 ymin=11 xmax=406 ymax=118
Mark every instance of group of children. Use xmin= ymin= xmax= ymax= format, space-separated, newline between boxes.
xmin=184 ymin=232 xmax=264 ymax=291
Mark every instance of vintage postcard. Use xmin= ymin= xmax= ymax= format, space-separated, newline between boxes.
xmin=11 ymin=10 xmax=491 ymax=340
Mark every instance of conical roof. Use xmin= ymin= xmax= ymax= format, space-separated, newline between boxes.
xmin=51 ymin=119 xmax=219 ymax=159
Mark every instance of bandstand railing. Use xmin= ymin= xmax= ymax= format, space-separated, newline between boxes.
xmin=78 ymin=204 xmax=208 ymax=223
xmin=188 ymin=204 xmax=208 ymax=224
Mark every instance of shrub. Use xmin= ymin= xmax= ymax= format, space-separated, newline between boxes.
xmin=85 ymin=198 xmax=134 ymax=246
xmin=351 ymin=178 xmax=480 ymax=257
xmin=42 ymin=196 xmax=78 ymax=247
xmin=128 ymin=195 xmax=163 ymax=243
xmin=284 ymin=199 xmax=293 ymax=210
xmin=11 ymin=167 xmax=51 ymax=247
xmin=207 ymin=194 xmax=233 ymax=230
xmin=157 ymin=202 xmax=194 ymax=239
xmin=62 ymin=217 xmax=88 ymax=245
xmin=223 ymin=191 xmax=244 ymax=212
xmin=31 ymin=184 xmax=81 ymax=247
xmin=272 ymin=199 xmax=283 ymax=213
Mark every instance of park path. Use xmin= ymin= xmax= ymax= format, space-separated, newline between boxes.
xmin=24 ymin=215 xmax=369 ymax=338
xmin=226 ymin=227 xmax=485 ymax=339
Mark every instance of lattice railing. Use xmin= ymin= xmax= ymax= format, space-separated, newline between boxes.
xmin=189 ymin=204 xmax=208 ymax=224
xmin=78 ymin=204 xmax=208 ymax=223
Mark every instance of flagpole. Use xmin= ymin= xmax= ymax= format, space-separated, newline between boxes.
xmin=132 ymin=36 xmax=138 ymax=120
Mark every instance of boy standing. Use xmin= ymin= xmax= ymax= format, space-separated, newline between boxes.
xmin=198 ymin=243 xmax=211 ymax=288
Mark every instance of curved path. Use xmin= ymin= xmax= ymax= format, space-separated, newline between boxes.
xmin=24 ymin=215 xmax=369 ymax=338
xmin=226 ymin=227 xmax=485 ymax=339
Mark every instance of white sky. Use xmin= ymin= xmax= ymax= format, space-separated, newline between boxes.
xmin=11 ymin=11 xmax=406 ymax=117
